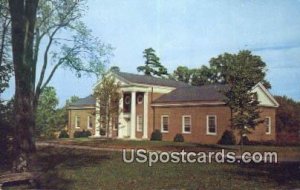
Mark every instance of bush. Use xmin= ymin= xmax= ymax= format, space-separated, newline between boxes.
xmin=74 ymin=130 xmax=92 ymax=138
xmin=173 ymin=134 xmax=184 ymax=142
xmin=239 ymin=135 xmax=250 ymax=145
xmin=59 ymin=130 xmax=69 ymax=138
xmin=150 ymin=129 xmax=162 ymax=141
xmin=218 ymin=130 xmax=236 ymax=145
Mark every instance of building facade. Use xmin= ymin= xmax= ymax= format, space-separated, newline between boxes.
xmin=67 ymin=71 xmax=279 ymax=144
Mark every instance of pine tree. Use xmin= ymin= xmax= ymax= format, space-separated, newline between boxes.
xmin=137 ymin=48 xmax=168 ymax=78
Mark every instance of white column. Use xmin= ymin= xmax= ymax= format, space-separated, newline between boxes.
xmin=94 ymin=98 xmax=101 ymax=137
xmin=130 ymin=91 xmax=136 ymax=139
xmin=118 ymin=94 xmax=123 ymax=138
xmin=143 ymin=92 xmax=148 ymax=139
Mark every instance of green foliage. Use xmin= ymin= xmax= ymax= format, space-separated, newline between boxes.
xmin=110 ymin=66 xmax=120 ymax=73
xmin=36 ymin=86 xmax=59 ymax=137
xmin=59 ymin=130 xmax=69 ymax=138
xmin=94 ymin=74 xmax=121 ymax=137
xmin=137 ymin=48 xmax=168 ymax=78
xmin=173 ymin=134 xmax=184 ymax=142
xmin=150 ymin=129 xmax=162 ymax=141
xmin=0 ymin=0 xmax=12 ymax=95
xmin=218 ymin=130 xmax=236 ymax=145
xmin=213 ymin=51 xmax=265 ymax=138
xmin=172 ymin=66 xmax=192 ymax=83
xmin=74 ymin=130 xmax=92 ymax=138
xmin=274 ymin=95 xmax=300 ymax=133
xmin=209 ymin=50 xmax=271 ymax=89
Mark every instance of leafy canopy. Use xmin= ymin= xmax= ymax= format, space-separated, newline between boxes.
xmin=137 ymin=48 xmax=168 ymax=78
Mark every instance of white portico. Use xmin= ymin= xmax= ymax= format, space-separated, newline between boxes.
xmin=93 ymin=71 xmax=177 ymax=140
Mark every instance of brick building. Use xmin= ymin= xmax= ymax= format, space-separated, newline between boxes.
xmin=67 ymin=71 xmax=279 ymax=143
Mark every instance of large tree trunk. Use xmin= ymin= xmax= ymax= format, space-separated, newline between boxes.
xmin=9 ymin=0 xmax=39 ymax=172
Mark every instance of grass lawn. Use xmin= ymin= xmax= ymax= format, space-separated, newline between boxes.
xmin=2 ymin=147 xmax=300 ymax=190
xmin=42 ymin=138 xmax=300 ymax=160
xmin=1 ymin=144 xmax=300 ymax=190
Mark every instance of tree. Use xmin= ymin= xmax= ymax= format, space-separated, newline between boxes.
xmin=172 ymin=66 xmax=191 ymax=83
xmin=274 ymin=95 xmax=300 ymax=133
xmin=0 ymin=0 xmax=12 ymax=96
xmin=137 ymin=48 xmax=168 ymax=78
xmin=221 ymin=51 xmax=264 ymax=146
xmin=110 ymin=66 xmax=120 ymax=73
xmin=190 ymin=66 xmax=214 ymax=86
xmin=35 ymin=86 xmax=59 ymax=137
xmin=94 ymin=74 xmax=121 ymax=137
xmin=8 ymin=0 xmax=112 ymax=172
xmin=209 ymin=50 xmax=271 ymax=89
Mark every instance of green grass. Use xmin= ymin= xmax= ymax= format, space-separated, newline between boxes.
xmin=45 ymin=138 xmax=300 ymax=160
xmin=2 ymin=146 xmax=300 ymax=190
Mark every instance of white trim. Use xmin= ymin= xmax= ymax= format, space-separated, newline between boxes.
xmin=152 ymin=102 xmax=226 ymax=107
xmin=253 ymin=82 xmax=279 ymax=107
xmin=182 ymin=115 xmax=192 ymax=134
xmin=136 ymin=115 xmax=143 ymax=132
xmin=75 ymin=115 xmax=80 ymax=129
xmin=87 ymin=115 xmax=93 ymax=129
xmin=161 ymin=115 xmax=169 ymax=133
xmin=130 ymin=91 xmax=136 ymax=139
xmin=142 ymin=92 xmax=149 ymax=139
xmin=206 ymin=115 xmax=217 ymax=135
xmin=265 ymin=116 xmax=271 ymax=135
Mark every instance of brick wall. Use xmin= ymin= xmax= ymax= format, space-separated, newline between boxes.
xmin=152 ymin=105 xmax=276 ymax=144
xmin=68 ymin=108 xmax=95 ymax=137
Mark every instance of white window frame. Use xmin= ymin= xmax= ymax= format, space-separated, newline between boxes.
xmin=87 ymin=115 xmax=93 ymax=129
xmin=161 ymin=115 xmax=169 ymax=133
xmin=265 ymin=117 xmax=271 ymax=135
xmin=75 ymin=115 xmax=80 ymax=128
xmin=206 ymin=115 xmax=217 ymax=135
xmin=136 ymin=115 xmax=143 ymax=132
xmin=182 ymin=115 xmax=192 ymax=134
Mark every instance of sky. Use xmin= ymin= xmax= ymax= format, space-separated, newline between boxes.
xmin=2 ymin=0 xmax=300 ymax=107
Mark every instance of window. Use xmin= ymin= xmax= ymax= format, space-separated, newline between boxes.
xmin=161 ymin=115 xmax=169 ymax=133
xmin=75 ymin=116 xmax=80 ymax=128
xmin=87 ymin=116 xmax=93 ymax=129
xmin=137 ymin=115 xmax=143 ymax=132
xmin=207 ymin=115 xmax=217 ymax=135
xmin=182 ymin=116 xmax=191 ymax=133
xmin=137 ymin=94 xmax=143 ymax=104
xmin=265 ymin=117 xmax=271 ymax=134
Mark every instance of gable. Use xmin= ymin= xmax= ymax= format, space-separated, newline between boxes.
xmin=252 ymin=83 xmax=279 ymax=107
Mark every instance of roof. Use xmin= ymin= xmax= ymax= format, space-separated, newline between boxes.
xmin=114 ymin=71 xmax=189 ymax=88
xmin=153 ymin=84 xmax=229 ymax=103
xmin=69 ymin=95 xmax=96 ymax=107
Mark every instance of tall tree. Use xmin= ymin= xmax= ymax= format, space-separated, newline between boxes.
xmin=35 ymin=86 xmax=58 ymax=137
xmin=94 ymin=74 xmax=121 ymax=137
xmin=8 ymin=0 xmax=111 ymax=172
xmin=209 ymin=50 xmax=271 ymax=89
xmin=221 ymin=51 xmax=264 ymax=145
xmin=137 ymin=47 xmax=168 ymax=78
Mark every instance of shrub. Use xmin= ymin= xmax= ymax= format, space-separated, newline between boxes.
xmin=59 ymin=130 xmax=69 ymax=138
xmin=173 ymin=134 xmax=184 ymax=142
xmin=218 ymin=130 xmax=236 ymax=145
xmin=150 ymin=129 xmax=162 ymax=141
xmin=239 ymin=135 xmax=250 ymax=145
xmin=0 ymin=122 xmax=13 ymax=165
xmin=74 ymin=130 xmax=92 ymax=138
